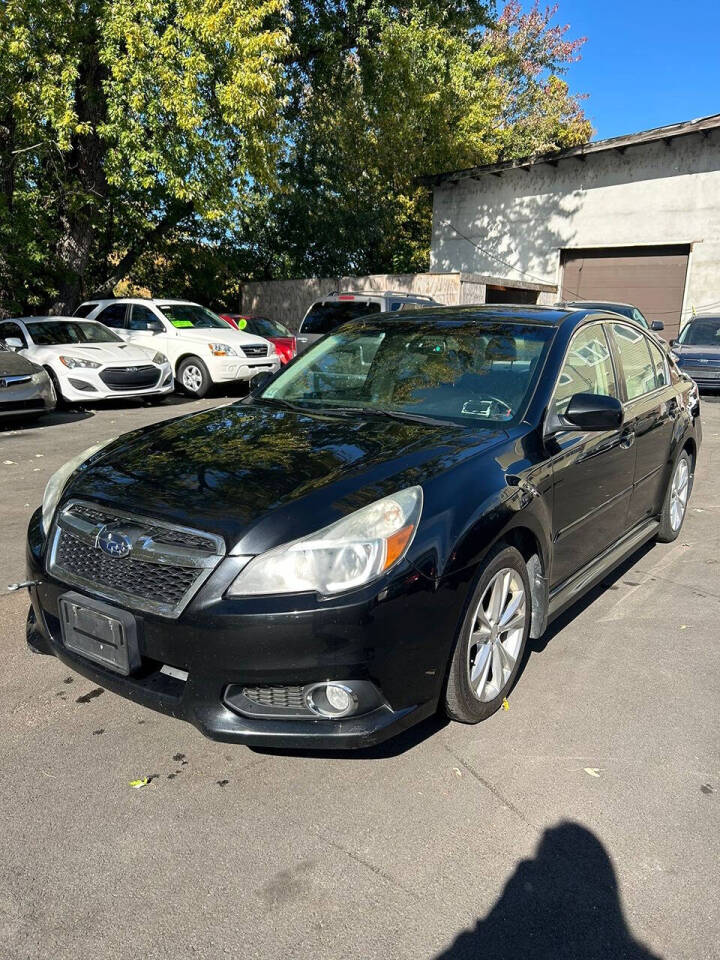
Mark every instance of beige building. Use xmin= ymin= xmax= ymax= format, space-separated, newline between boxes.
xmin=426 ymin=113 xmax=720 ymax=340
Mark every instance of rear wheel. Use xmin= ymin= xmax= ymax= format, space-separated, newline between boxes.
xmin=444 ymin=545 xmax=531 ymax=724
xmin=657 ymin=451 xmax=691 ymax=542
xmin=178 ymin=356 xmax=211 ymax=398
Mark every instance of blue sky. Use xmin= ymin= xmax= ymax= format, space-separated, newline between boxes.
xmin=548 ymin=0 xmax=720 ymax=140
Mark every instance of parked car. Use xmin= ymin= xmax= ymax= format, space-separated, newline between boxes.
xmin=74 ymin=299 xmax=281 ymax=397
xmin=25 ymin=305 xmax=700 ymax=749
xmin=560 ymin=300 xmax=664 ymax=332
xmin=0 ymin=317 xmax=173 ymax=406
xmin=296 ymin=290 xmax=442 ymax=352
xmin=0 ymin=340 xmax=56 ymax=421
xmin=669 ymin=314 xmax=720 ymax=389
xmin=219 ymin=314 xmax=296 ymax=365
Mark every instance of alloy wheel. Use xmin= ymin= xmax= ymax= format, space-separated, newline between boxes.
xmin=670 ymin=458 xmax=690 ymax=531
xmin=182 ymin=365 xmax=203 ymax=393
xmin=467 ymin=568 xmax=526 ymax=702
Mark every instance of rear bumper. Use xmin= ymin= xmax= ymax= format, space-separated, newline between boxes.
xmin=25 ymin=509 xmax=457 ymax=749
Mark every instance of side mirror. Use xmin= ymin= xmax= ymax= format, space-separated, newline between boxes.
xmin=3 ymin=337 xmax=23 ymax=351
xmin=669 ymin=338 xmax=678 ymax=347
xmin=148 ymin=322 xmax=164 ymax=334
xmin=650 ymin=320 xmax=664 ymax=332
xmin=250 ymin=371 xmax=273 ymax=394
xmin=547 ymin=393 xmax=623 ymax=434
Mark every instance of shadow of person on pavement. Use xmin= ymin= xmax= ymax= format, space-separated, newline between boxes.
xmin=435 ymin=821 xmax=662 ymax=960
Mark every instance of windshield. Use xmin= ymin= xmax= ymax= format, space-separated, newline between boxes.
xmin=26 ymin=320 xmax=122 ymax=345
xmin=260 ymin=319 xmax=555 ymax=426
xmin=301 ymin=300 xmax=381 ymax=335
xmin=158 ymin=303 xmax=228 ymax=329
xmin=678 ymin=317 xmax=720 ymax=346
xmin=246 ymin=316 xmax=292 ymax=338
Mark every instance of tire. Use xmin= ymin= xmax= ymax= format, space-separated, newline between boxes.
xmin=45 ymin=367 xmax=69 ymax=410
xmin=444 ymin=544 xmax=531 ymax=724
xmin=177 ymin=356 xmax=211 ymax=398
xmin=656 ymin=450 xmax=692 ymax=543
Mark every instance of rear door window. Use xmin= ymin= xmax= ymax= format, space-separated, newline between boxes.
xmin=300 ymin=300 xmax=381 ymax=335
xmin=96 ymin=303 xmax=128 ymax=328
xmin=649 ymin=340 xmax=669 ymax=388
xmin=610 ymin=323 xmax=660 ymax=400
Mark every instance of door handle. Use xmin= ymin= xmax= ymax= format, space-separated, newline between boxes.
xmin=620 ymin=429 xmax=635 ymax=449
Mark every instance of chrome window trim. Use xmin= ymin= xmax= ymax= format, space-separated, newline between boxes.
xmin=47 ymin=499 xmax=225 ymax=619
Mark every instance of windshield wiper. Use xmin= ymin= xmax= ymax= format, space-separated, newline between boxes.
xmin=253 ymin=397 xmax=313 ymax=415
xmin=321 ymin=406 xmax=449 ymax=426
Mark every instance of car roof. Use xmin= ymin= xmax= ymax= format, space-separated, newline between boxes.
xmin=80 ymin=298 xmax=199 ymax=306
xmin=689 ymin=313 xmax=720 ymax=319
xmin=351 ymin=304 xmax=593 ymax=326
xmin=9 ymin=315 xmax=99 ymax=323
xmin=562 ymin=300 xmax=636 ymax=310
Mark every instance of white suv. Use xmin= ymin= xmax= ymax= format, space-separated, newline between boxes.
xmin=75 ymin=298 xmax=281 ymax=397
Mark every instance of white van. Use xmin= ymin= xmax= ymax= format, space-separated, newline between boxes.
xmin=75 ymin=298 xmax=281 ymax=397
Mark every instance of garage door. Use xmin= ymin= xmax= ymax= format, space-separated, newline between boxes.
xmin=561 ymin=246 xmax=689 ymax=340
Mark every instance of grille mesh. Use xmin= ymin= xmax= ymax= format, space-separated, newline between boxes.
xmin=55 ymin=530 xmax=198 ymax=607
xmin=242 ymin=685 xmax=306 ymax=708
xmin=241 ymin=344 xmax=269 ymax=358
xmin=100 ymin=365 xmax=159 ymax=390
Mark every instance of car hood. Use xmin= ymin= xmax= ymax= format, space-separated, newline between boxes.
xmin=0 ymin=349 xmax=41 ymax=376
xmin=30 ymin=342 xmax=156 ymax=364
xmin=62 ymin=402 xmax=507 ymax=554
xmin=674 ymin=344 xmax=720 ymax=362
xmin=168 ymin=328 xmax=271 ymax=350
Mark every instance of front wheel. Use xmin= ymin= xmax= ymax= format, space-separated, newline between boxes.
xmin=657 ymin=451 xmax=692 ymax=543
xmin=444 ymin=544 xmax=531 ymax=724
xmin=177 ymin=357 xmax=211 ymax=398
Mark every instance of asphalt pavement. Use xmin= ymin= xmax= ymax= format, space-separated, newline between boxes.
xmin=1 ymin=392 xmax=718 ymax=960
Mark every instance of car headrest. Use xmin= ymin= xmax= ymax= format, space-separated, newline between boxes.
xmin=485 ymin=336 xmax=517 ymax=363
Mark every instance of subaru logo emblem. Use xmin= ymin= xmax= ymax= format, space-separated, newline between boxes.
xmin=97 ymin=526 xmax=133 ymax=559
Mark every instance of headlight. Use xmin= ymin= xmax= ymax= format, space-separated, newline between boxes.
xmin=30 ymin=370 xmax=47 ymax=384
xmin=152 ymin=352 xmax=168 ymax=364
xmin=59 ymin=355 xmax=101 ymax=369
xmin=208 ymin=343 xmax=237 ymax=357
xmin=670 ymin=350 xmax=680 ymax=362
xmin=41 ymin=437 xmax=116 ymax=535
xmin=227 ymin=486 xmax=423 ymax=597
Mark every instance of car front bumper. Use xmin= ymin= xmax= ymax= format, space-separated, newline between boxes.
xmin=58 ymin=363 xmax=174 ymax=402
xmin=208 ymin=357 xmax=281 ymax=384
xmin=25 ymin=509 xmax=460 ymax=749
xmin=0 ymin=375 xmax=56 ymax=418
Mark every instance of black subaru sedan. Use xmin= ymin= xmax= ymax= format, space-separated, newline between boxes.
xmin=25 ymin=306 xmax=701 ymax=748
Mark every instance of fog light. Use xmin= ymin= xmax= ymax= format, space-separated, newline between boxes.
xmin=305 ymin=682 xmax=358 ymax=718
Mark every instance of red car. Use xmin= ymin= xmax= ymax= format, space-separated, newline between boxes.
xmin=219 ymin=314 xmax=296 ymax=365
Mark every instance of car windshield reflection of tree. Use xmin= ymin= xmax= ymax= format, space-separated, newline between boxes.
xmin=262 ymin=320 xmax=555 ymax=426
xmin=436 ymin=822 xmax=661 ymax=960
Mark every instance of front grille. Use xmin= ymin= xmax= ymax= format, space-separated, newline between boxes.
xmin=241 ymin=344 xmax=269 ymax=358
xmin=99 ymin=365 xmax=159 ymax=391
xmin=242 ymin=685 xmax=307 ymax=709
xmin=65 ymin=503 xmax=219 ymax=552
xmin=49 ymin=501 xmax=224 ymax=618
xmin=56 ymin=530 xmax=198 ymax=608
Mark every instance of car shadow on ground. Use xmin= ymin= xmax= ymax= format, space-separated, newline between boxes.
xmin=434 ymin=821 xmax=661 ymax=959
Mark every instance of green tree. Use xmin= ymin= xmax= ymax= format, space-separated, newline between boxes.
xmin=0 ymin=0 xmax=289 ymax=314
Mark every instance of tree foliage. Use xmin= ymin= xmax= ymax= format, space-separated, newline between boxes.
xmin=0 ymin=1 xmax=591 ymax=315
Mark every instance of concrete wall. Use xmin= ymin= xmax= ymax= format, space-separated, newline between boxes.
xmin=241 ymin=272 xmax=555 ymax=330
xmin=430 ymin=130 xmax=720 ymax=328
